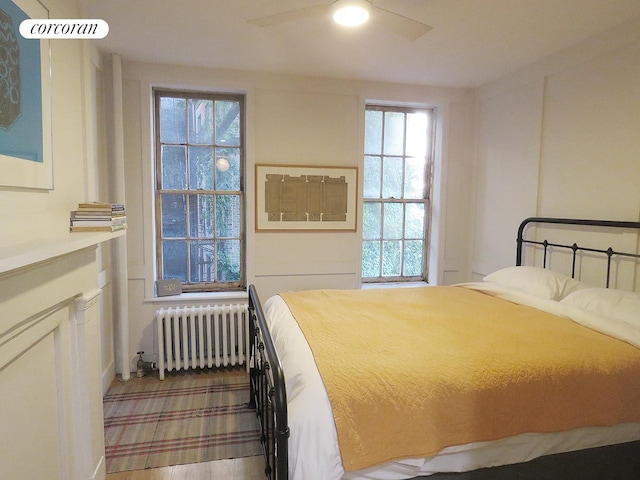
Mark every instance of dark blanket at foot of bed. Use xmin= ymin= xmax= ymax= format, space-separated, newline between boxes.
xmin=417 ymin=440 xmax=640 ymax=480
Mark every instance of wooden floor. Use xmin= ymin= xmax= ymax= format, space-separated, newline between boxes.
xmin=105 ymin=456 xmax=266 ymax=480
xmin=105 ymin=366 xmax=266 ymax=480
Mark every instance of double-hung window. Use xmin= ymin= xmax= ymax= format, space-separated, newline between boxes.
xmin=362 ymin=105 xmax=434 ymax=283
xmin=154 ymin=90 xmax=245 ymax=292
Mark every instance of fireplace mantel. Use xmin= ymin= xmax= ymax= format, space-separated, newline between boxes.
xmin=0 ymin=230 xmax=123 ymax=480
xmin=0 ymin=230 xmax=125 ymax=275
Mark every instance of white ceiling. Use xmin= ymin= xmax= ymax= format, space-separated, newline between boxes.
xmin=82 ymin=0 xmax=640 ymax=88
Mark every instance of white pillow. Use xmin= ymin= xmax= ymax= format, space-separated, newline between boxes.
xmin=561 ymin=288 xmax=640 ymax=326
xmin=483 ymin=266 xmax=587 ymax=301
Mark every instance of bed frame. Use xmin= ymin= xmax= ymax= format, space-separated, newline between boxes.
xmin=248 ymin=217 xmax=640 ymax=480
xmin=516 ymin=217 xmax=640 ymax=285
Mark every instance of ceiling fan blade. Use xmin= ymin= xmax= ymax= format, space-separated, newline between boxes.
xmin=373 ymin=6 xmax=432 ymax=40
xmin=248 ymin=4 xmax=328 ymax=27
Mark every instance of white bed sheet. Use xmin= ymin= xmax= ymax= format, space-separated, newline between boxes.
xmin=262 ymin=284 xmax=640 ymax=480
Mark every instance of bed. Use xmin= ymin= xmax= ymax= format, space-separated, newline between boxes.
xmin=247 ymin=217 xmax=640 ymax=480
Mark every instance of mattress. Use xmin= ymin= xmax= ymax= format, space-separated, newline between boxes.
xmin=262 ymin=283 xmax=640 ymax=480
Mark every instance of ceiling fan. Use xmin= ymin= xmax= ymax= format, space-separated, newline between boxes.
xmin=247 ymin=0 xmax=432 ymax=41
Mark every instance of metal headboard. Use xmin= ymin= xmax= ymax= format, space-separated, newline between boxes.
xmin=516 ymin=217 xmax=640 ymax=287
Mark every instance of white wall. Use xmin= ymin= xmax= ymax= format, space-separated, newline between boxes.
xmin=0 ymin=0 xmax=117 ymax=390
xmin=116 ymin=60 xmax=474 ymax=371
xmin=471 ymin=16 xmax=640 ymax=285
xmin=0 ymin=0 xmax=117 ymax=477
xmin=0 ymin=1 xmax=85 ymax=242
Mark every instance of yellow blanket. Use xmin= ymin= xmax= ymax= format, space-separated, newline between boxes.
xmin=279 ymin=286 xmax=640 ymax=471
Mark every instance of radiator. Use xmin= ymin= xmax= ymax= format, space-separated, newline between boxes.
xmin=155 ymin=303 xmax=249 ymax=380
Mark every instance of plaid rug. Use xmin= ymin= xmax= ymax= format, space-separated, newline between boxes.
xmin=103 ymin=372 xmax=262 ymax=473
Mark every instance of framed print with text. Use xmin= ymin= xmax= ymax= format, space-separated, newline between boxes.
xmin=255 ymin=164 xmax=358 ymax=232
xmin=0 ymin=0 xmax=52 ymax=189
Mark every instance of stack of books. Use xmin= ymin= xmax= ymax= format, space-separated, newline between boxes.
xmin=70 ymin=202 xmax=127 ymax=232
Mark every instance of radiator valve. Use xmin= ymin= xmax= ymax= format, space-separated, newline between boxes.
xmin=136 ymin=351 xmax=158 ymax=377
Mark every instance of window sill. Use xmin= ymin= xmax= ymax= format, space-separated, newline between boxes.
xmin=361 ymin=281 xmax=430 ymax=289
xmin=145 ymin=290 xmax=247 ymax=304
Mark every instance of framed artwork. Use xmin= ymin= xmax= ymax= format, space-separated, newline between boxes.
xmin=255 ymin=164 xmax=358 ymax=232
xmin=0 ymin=0 xmax=52 ymax=190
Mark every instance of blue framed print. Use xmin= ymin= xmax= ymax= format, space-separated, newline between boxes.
xmin=0 ymin=0 xmax=52 ymax=189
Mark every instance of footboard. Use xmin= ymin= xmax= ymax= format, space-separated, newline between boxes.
xmin=248 ymin=285 xmax=289 ymax=480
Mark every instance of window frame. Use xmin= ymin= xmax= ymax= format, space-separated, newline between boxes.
xmin=362 ymin=104 xmax=435 ymax=284
xmin=153 ymin=89 xmax=246 ymax=292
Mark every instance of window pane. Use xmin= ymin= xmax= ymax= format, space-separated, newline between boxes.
xmin=159 ymin=97 xmax=186 ymax=144
xmin=404 ymin=157 xmax=426 ymax=199
xmin=189 ymin=146 xmax=214 ymax=190
xmin=188 ymin=99 xmax=213 ymax=144
xmin=382 ymin=240 xmax=401 ymax=276
xmin=363 ymin=156 xmax=381 ymax=198
xmin=363 ymin=202 xmax=381 ymax=239
xmin=161 ymin=145 xmax=187 ymax=190
xmin=364 ymin=110 xmax=382 ymax=155
xmin=383 ymin=111 xmax=404 ymax=156
xmin=403 ymin=240 xmax=423 ymax=276
xmin=190 ymin=240 xmax=214 ymax=283
xmin=163 ymin=240 xmax=187 ymax=281
xmin=215 ymin=101 xmax=241 ymax=147
xmin=215 ymin=148 xmax=241 ymax=191
xmin=362 ymin=241 xmax=380 ymax=278
xmin=383 ymin=203 xmax=403 ymax=239
xmin=406 ymin=112 xmax=428 ymax=157
xmin=161 ymin=194 xmax=186 ymax=237
xmin=189 ymin=194 xmax=214 ymax=238
xmin=382 ymin=157 xmax=402 ymax=198
xmin=405 ymin=203 xmax=425 ymax=238
xmin=362 ymin=105 xmax=433 ymax=283
xmin=217 ymin=240 xmax=241 ymax=281
xmin=156 ymin=91 xmax=244 ymax=290
xmin=216 ymin=194 xmax=241 ymax=237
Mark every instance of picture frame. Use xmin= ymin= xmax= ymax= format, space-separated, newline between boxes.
xmin=255 ymin=164 xmax=358 ymax=232
xmin=0 ymin=0 xmax=52 ymax=190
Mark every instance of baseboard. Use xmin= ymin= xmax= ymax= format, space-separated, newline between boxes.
xmin=102 ymin=361 xmax=115 ymax=396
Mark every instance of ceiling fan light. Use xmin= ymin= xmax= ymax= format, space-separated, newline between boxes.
xmin=332 ymin=0 xmax=371 ymax=27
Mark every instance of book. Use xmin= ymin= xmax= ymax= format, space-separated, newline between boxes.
xmin=71 ymin=217 xmax=127 ymax=228
xmin=71 ymin=217 xmax=124 ymax=223
xmin=70 ymin=202 xmax=127 ymax=233
xmin=71 ymin=210 xmax=126 ymax=218
xmin=70 ymin=224 xmax=127 ymax=233
xmin=76 ymin=202 xmax=125 ymax=212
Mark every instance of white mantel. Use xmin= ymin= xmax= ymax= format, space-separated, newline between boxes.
xmin=0 ymin=231 xmax=123 ymax=480
xmin=0 ymin=230 xmax=125 ymax=275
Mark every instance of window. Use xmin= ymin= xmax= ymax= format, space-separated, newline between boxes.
xmin=362 ymin=105 xmax=434 ymax=283
xmin=154 ymin=90 xmax=244 ymax=292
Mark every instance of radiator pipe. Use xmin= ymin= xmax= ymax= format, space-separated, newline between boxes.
xmin=136 ymin=351 xmax=158 ymax=377
xmin=112 ymin=53 xmax=130 ymax=381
